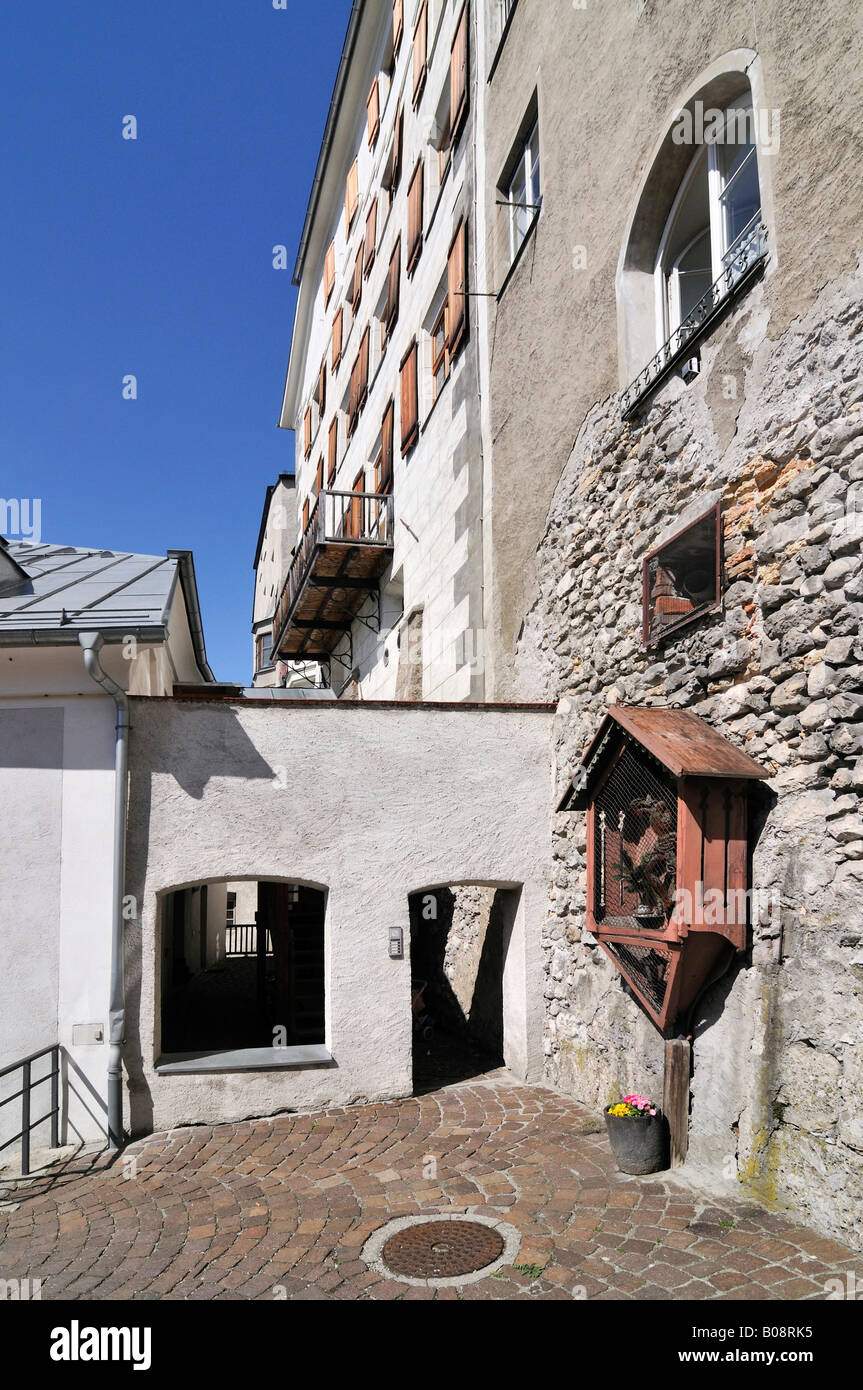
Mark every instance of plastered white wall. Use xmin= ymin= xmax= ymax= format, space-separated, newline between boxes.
xmin=124 ymin=696 xmax=554 ymax=1133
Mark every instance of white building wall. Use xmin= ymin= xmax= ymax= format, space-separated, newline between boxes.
xmin=125 ymin=695 xmax=554 ymax=1134
xmin=284 ymin=0 xmax=485 ymax=702
xmin=0 ymin=696 xmax=114 ymax=1156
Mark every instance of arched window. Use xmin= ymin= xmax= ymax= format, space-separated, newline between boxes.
xmin=616 ymin=55 xmax=774 ymax=416
xmin=658 ymin=95 xmax=763 ymax=342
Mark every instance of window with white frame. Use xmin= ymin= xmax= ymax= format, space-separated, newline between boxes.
xmin=658 ymin=95 xmax=762 ymax=342
xmin=505 ymin=116 xmax=540 ymax=265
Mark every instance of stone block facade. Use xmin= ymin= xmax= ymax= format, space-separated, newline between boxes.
xmin=517 ymin=262 xmax=863 ymax=1246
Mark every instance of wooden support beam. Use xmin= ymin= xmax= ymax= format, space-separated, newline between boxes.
xmin=663 ymin=1037 xmax=691 ymax=1168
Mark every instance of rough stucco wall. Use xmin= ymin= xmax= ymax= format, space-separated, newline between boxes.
xmin=482 ymin=0 xmax=863 ymax=699
xmin=124 ymin=699 xmax=553 ymax=1134
xmin=518 ymin=263 xmax=863 ymax=1249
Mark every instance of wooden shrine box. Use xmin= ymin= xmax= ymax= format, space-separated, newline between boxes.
xmin=558 ymin=706 xmax=770 ymax=1034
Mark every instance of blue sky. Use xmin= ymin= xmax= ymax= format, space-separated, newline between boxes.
xmin=0 ymin=0 xmax=352 ymax=680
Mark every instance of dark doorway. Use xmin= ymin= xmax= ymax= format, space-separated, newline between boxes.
xmin=408 ymin=886 xmax=511 ymax=1094
xmin=160 ymin=881 xmax=325 ymax=1056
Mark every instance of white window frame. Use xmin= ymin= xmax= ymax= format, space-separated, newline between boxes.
xmin=506 ymin=118 xmax=541 ymax=265
xmin=654 ymin=97 xmax=761 ymax=345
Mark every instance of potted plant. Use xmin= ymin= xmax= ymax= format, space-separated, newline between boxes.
xmin=604 ymin=1094 xmax=667 ymax=1174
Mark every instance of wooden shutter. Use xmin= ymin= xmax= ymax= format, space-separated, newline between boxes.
xmin=407 ymin=160 xmax=424 ymax=273
xmin=349 ymin=470 xmax=365 ymax=540
xmin=386 ymin=238 xmax=401 ymax=330
xmin=450 ymin=6 xmax=469 ymax=144
xmin=400 ymin=340 xmax=419 ymax=455
xmin=318 ymin=357 xmax=327 ymax=414
xmin=387 ymin=105 xmax=404 ymax=193
xmin=315 ymin=457 xmax=324 ymax=496
xmin=302 ymin=498 xmax=310 ymax=532
xmin=393 ymin=0 xmax=404 ymax=55
xmin=447 ymin=218 xmax=468 ymax=356
xmin=348 ymin=357 xmax=358 ymax=436
xmin=367 ymin=77 xmax=381 ymax=148
xmin=332 ymin=307 xmax=343 ymax=369
xmin=328 ymin=417 xmax=338 ymax=484
xmin=380 ymin=399 xmax=394 ymax=493
xmin=364 ymin=198 xmax=378 ymax=276
xmin=303 ymin=405 xmax=312 ymax=459
xmin=345 ymin=159 xmax=359 ymax=229
xmin=413 ymin=3 xmax=428 ymax=107
xmin=323 ymin=241 xmax=336 ymax=305
xmin=358 ymin=327 xmax=370 ymax=409
xmin=352 ymin=244 xmax=363 ymax=313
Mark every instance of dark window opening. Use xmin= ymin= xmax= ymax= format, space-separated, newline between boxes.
xmin=160 ymin=881 xmax=325 ymax=1057
xmin=642 ymin=503 xmax=721 ymax=646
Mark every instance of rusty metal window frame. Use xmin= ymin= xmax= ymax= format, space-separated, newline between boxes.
xmin=642 ymin=501 xmax=723 ymax=647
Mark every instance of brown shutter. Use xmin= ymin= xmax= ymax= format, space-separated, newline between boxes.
xmin=447 ymin=218 xmax=468 ymax=356
xmin=315 ymin=457 xmax=324 ymax=496
xmin=328 ymin=417 xmax=338 ymax=484
xmin=381 ymin=399 xmax=394 ymax=493
xmin=319 ymin=357 xmax=327 ymax=414
xmin=349 ymin=470 xmax=365 ymax=540
xmin=302 ymin=498 xmax=310 ymax=532
xmin=393 ymin=0 xmax=404 ymax=55
xmin=348 ymin=357 xmax=357 ymax=435
xmin=450 ymin=6 xmax=469 ymax=144
xmin=322 ymin=246 xmax=336 ymax=308
xmin=400 ymin=340 xmax=419 ymax=455
xmin=413 ymin=2 xmax=428 ymax=106
xmin=332 ymin=307 xmax=343 ymax=369
xmin=367 ymin=77 xmax=381 ymax=148
xmin=352 ymin=244 xmax=363 ymax=313
xmin=303 ymin=405 xmax=312 ymax=459
xmin=391 ymin=105 xmax=404 ymax=191
xmin=386 ymin=238 xmax=401 ymax=330
xmin=407 ymin=160 xmax=424 ymax=273
xmin=345 ymin=159 xmax=359 ymax=229
xmin=364 ymin=198 xmax=378 ymax=276
xmin=358 ymin=327 xmax=370 ymax=409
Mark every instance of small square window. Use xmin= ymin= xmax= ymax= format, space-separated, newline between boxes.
xmin=642 ymin=503 xmax=722 ymax=646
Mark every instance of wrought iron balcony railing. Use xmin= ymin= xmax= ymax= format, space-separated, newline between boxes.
xmin=273 ymin=489 xmax=394 ymax=658
xmin=621 ymin=220 xmax=768 ymax=419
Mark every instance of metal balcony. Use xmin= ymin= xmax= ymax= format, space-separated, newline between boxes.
xmin=272 ymin=490 xmax=394 ymax=660
xmin=622 ymin=220 xmax=768 ymax=419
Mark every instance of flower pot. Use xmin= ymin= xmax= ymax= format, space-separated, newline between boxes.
xmin=604 ymin=1110 xmax=668 ymax=1175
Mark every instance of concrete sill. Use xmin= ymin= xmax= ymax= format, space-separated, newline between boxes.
xmin=155 ymin=1046 xmax=334 ymax=1075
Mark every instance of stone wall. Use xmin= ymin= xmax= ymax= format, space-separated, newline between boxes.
xmin=516 ymin=262 xmax=863 ymax=1248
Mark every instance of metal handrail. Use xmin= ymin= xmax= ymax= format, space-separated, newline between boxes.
xmin=273 ymin=490 xmax=394 ymax=651
xmin=622 ymin=220 xmax=768 ymax=418
xmin=0 ymin=1044 xmax=60 ymax=1175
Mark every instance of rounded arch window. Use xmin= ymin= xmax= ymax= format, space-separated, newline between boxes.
xmin=658 ymin=94 xmax=763 ymax=341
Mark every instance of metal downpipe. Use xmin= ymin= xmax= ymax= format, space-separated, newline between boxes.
xmin=78 ymin=632 xmax=129 ymax=1150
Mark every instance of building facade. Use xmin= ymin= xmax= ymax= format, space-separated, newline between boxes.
xmin=0 ymin=541 xmax=213 ymax=1158
xmin=279 ymin=0 xmax=485 ymax=701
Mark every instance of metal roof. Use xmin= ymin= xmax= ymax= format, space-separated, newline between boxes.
xmin=559 ymin=705 xmax=770 ymax=811
xmin=0 ymin=538 xmax=214 ymax=679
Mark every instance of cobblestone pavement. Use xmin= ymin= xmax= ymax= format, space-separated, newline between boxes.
xmin=0 ymin=1073 xmax=858 ymax=1301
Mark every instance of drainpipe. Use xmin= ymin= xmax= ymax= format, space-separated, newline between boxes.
xmin=78 ymin=632 xmax=129 ymax=1149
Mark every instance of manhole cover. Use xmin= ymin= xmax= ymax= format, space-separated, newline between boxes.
xmin=381 ymin=1219 xmax=505 ymax=1279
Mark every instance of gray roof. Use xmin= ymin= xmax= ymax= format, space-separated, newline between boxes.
xmin=0 ymin=538 xmax=214 ymax=678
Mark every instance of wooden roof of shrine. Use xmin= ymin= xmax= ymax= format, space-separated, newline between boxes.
xmin=557 ymin=705 xmax=770 ymax=811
